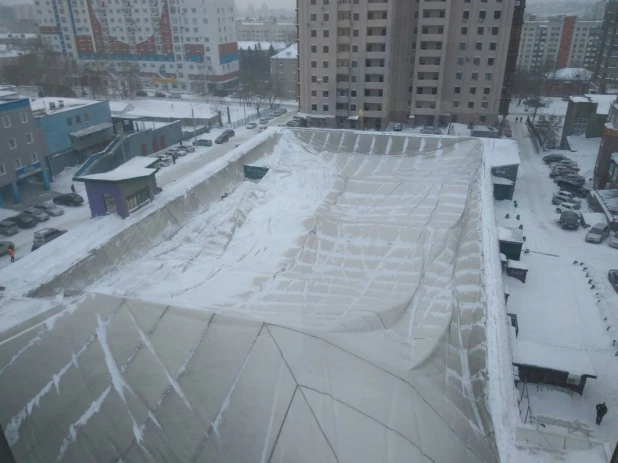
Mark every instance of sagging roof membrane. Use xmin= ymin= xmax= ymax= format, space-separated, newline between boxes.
xmin=0 ymin=129 xmax=498 ymax=463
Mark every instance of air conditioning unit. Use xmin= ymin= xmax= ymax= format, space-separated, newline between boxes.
xmin=58 ymin=100 xmax=64 ymax=108
xmin=49 ymin=102 xmax=56 ymax=110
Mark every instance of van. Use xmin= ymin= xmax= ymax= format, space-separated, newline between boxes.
xmin=31 ymin=228 xmax=67 ymax=251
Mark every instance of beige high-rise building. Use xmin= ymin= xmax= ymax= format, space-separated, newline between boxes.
xmin=298 ymin=0 xmax=516 ymax=130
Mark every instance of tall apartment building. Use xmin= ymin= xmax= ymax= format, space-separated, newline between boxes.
xmin=34 ymin=0 xmax=239 ymax=94
xmin=517 ymin=17 xmax=602 ymax=72
xmin=585 ymin=0 xmax=609 ymax=21
xmin=593 ymin=0 xmax=618 ymax=93
xmin=237 ymin=20 xmax=296 ymax=43
xmin=298 ymin=0 xmax=515 ymax=130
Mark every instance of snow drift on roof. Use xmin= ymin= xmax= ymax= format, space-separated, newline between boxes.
xmin=271 ymin=43 xmax=297 ymax=59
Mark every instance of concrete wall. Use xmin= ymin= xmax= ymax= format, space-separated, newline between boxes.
xmin=34 ymin=100 xmax=112 ymax=155
xmin=84 ymin=181 xmax=127 ymax=218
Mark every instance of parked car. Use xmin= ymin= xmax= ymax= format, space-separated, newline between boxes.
xmin=215 ymin=133 xmax=229 ymax=144
xmin=559 ymin=211 xmax=579 ymax=230
xmin=176 ymin=150 xmax=188 ymax=157
xmin=554 ymin=174 xmax=585 ymax=186
xmin=155 ymin=155 xmax=173 ymax=167
xmin=421 ymin=126 xmax=442 ymax=134
xmin=168 ymin=94 xmax=182 ymax=99
xmin=33 ymin=203 xmax=64 ymax=217
xmin=31 ymin=228 xmax=67 ymax=252
xmin=7 ymin=214 xmax=37 ymax=229
xmin=286 ymin=120 xmax=300 ymax=127
xmin=197 ymin=139 xmax=213 ymax=147
xmin=558 ymin=181 xmax=590 ymax=198
xmin=183 ymin=145 xmax=196 ymax=153
xmin=246 ymin=122 xmax=257 ymax=129
xmin=543 ymin=153 xmax=569 ymax=164
xmin=222 ymin=129 xmax=235 ymax=138
xmin=549 ymin=167 xmax=577 ymax=178
xmin=608 ymin=269 xmax=618 ymax=292
xmin=154 ymin=92 xmax=166 ymax=98
xmin=135 ymin=90 xmax=148 ymax=97
xmin=585 ymin=223 xmax=611 ymax=243
xmin=259 ymin=117 xmax=269 ymax=124
xmin=609 ymin=232 xmax=618 ymax=249
xmin=393 ymin=123 xmax=403 ymax=131
xmin=53 ymin=193 xmax=84 ymax=206
xmin=0 ymin=240 xmax=14 ymax=257
xmin=22 ymin=207 xmax=50 ymax=222
xmin=550 ymin=161 xmax=579 ymax=171
xmin=0 ymin=219 xmax=18 ymax=236
xmin=551 ymin=192 xmax=578 ymax=205
xmin=258 ymin=126 xmax=268 ymax=132
xmin=556 ymin=202 xmax=582 ymax=214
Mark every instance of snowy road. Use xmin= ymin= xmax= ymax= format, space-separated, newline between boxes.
xmin=507 ymin=121 xmax=618 ymax=446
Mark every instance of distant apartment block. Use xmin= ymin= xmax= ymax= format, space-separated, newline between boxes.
xmin=237 ymin=20 xmax=296 ymax=44
xmin=517 ymin=16 xmax=602 ymax=72
xmin=34 ymin=0 xmax=239 ymax=94
xmin=593 ymin=0 xmax=618 ymax=93
xmin=298 ymin=0 xmax=516 ymax=130
xmin=270 ymin=43 xmax=298 ymax=100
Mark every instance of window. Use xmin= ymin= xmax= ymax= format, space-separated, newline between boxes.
xmin=353 ymin=29 xmax=359 ymax=37
xmin=311 ymin=45 xmax=317 ymax=53
xmin=310 ymin=13 xmax=317 ymax=21
xmin=457 ymin=57 xmax=464 ymax=65
xmin=311 ymin=29 xmax=316 ymax=37
xmin=484 ymin=87 xmax=491 ymax=95
xmin=461 ymin=27 xmax=468 ymax=35
xmin=323 ymin=61 xmax=329 ymax=68
xmin=468 ymin=101 xmax=475 ymax=109
xmin=456 ymin=72 xmax=463 ymax=80
xmin=0 ymin=164 xmax=5 ymax=176
xmin=473 ymin=57 xmax=481 ymax=66
xmin=311 ymin=61 xmax=317 ymax=68
xmin=494 ymin=10 xmax=501 ymax=19
xmin=126 ymin=187 xmax=151 ymax=212
xmin=19 ymin=112 xmax=28 ymax=123
xmin=323 ymin=90 xmax=329 ymax=97
xmin=323 ymin=46 xmax=329 ymax=53
xmin=481 ymin=102 xmax=489 ymax=109
xmin=492 ymin=27 xmax=499 ymax=35
xmin=1 ymin=116 xmax=10 ymax=128
xmin=323 ymin=13 xmax=329 ymax=21
xmin=475 ymin=42 xmax=483 ymax=50
xmin=312 ymin=76 xmax=318 ymax=83
xmin=453 ymin=101 xmax=460 ymax=108
xmin=8 ymin=138 xmax=16 ymax=150
xmin=488 ymin=57 xmax=495 ymax=65
xmin=477 ymin=27 xmax=484 ymax=35
xmin=84 ymin=113 xmax=89 ymax=122
xmin=490 ymin=42 xmax=497 ymax=50
xmin=323 ymin=30 xmax=329 ymax=37
xmin=463 ymin=10 xmax=470 ymax=19
xmin=479 ymin=10 xmax=486 ymax=19
xmin=25 ymin=133 xmax=33 ymax=144
xmin=323 ymin=104 xmax=329 ymax=111
xmin=573 ymin=117 xmax=588 ymax=135
xmin=311 ymin=90 xmax=317 ymax=97
xmin=311 ymin=104 xmax=318 ymax=111
xmin=454 ymin=86 xmax=461 ymax=94
xmin=30 ymin=153 xmax=38 ymax=163
xmin=67 ymin=118 xmax=73 ymax=127
xmin=13 ymin=158 xmax=22 ymax=169
xmin=470 ymin=87 xmax=477 ymax=94
xmin=459 ymin=42 xmax=466 ymax=51
xmin=485 ymin=72 xmax=493 ymax=81
xmin=75 ymin=115 xmax=81 ymax=125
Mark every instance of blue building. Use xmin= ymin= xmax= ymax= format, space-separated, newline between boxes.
xmin=0 ymin=96 xmax=50 ymax=206
xmin=31 ymin=97 xmax=114 ymax=175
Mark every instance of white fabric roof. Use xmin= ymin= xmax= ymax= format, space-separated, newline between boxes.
xmin=0 ymin=131 xmax=499 ymax=463
xmin=77 ymin=156 xmax=157 ymax=181
xmin=513 ymin=339 xmax=597 ymax=377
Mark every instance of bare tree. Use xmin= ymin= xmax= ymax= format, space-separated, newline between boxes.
xmin=212 ymin=103 xmax=225 ymax=127
xmin=118 ymin=63 xmax=140 ymax=99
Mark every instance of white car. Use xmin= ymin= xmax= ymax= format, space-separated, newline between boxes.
xmin=585 ymin=223 xmax=610 ymax=244
xmin=156 ymin=155 xmax=172 ymax=167
xmin=183 ymin=145 xmax=196 ymax=153
xmin=33 ymin=203 xmax=65 ymax=217
xmin=246 ymin=122 xmax=257 ymax=129
xmin=259 ymin=117 xmax=269 ymax=124
xmin=555 ymin=202 xmax=582 ymax=214
xmin=176 ymin=150 xmax=187 ymax=156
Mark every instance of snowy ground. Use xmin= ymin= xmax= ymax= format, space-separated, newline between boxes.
xmin=497 ymin=121 xmax=618 ymax=458
xmin=508 ymin=97 xmax=570 ymax=118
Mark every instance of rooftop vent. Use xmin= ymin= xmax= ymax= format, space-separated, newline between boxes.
xmin=58 ymin=100 xmax=64 ymax=108
xmin=49 ymin=102 xmax=56 ymax=110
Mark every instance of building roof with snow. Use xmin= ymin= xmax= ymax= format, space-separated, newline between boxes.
xmin=484 ymin=139 xmax=521 ymax=168
xmin=546 ymin=68 xmax=592 ymax=81
xmin=569 ymin=94 xmax=617 ymax=115
xmin=76 ymin=155 xmax=158 ymax=182
xmin=498 ymin=226 xmax=524 ymax=243
xmin=30 ymin=97 xmax=102 ymax=116
xmin=513 ymin=340 xmax=597 ymax=377
xmin=271 ymin=43 xmax=298 ymax=60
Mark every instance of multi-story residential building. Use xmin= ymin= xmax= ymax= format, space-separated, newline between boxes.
xmin=500 ymin=0 xmax=526 ymax=116
xmin=237 ymin=20 xmax=296 ymax=44
xmin=270 ymin=43 xmax=297 ymax=100
xmin=298 ymin=0 xmax=516 ymax=130
xmin=593 ymin=0 xmax=618 ymax=93
xmin=585 ymin=0 xmax=609 ymax=21
xmin=0 ymin=96 xmax=50 ymax=206
xmin=34 ymin=0 xmax=239 ymax=94
xmin=517 ymin=16 xmax=602 ymax=72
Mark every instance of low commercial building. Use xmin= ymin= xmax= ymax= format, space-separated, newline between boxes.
xmin=544 ymin=68 xmax=592 ymax=97
xmin=560 ymin=94 xmax=617 ymax=149
xmin=270 ymin=44 xmax=297 ymax=101
xmin=75 ymin=156 xmax=159 ymax=219
xmin=0 ymin=96 xmax=50 ymax=206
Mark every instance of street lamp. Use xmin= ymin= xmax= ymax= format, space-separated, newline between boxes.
xmin=190 ymin=102 xmax=202 ymax=145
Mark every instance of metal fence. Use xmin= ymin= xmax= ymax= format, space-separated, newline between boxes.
xmin=229 ymin=105 xmax=281 ymax=129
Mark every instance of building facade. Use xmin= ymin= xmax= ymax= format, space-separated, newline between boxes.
xmin=517 ymin=16 xmax=602 ymax=72
xmin=0 ymin=97 xmax=50 ymax=206
xmin=34 ymin=0 xmax=239 ymax=94
xmin=500 ymin=0 xmax=526 ymax=116
xmin=270 ymin=43 xmax=297 ymax=101
xmin=298 ymin=0 xmax=516 ymax=130
xmin=593 ymin=0 xmax=618 ymax=93
xmin=237 ymin=20 xmax=296 ymax=44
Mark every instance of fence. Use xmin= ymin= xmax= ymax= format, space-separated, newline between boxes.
xmin=228 ymin=104 xmax=281 ymax=129
xmin=526 ymin=117 xmax=543 ymax=154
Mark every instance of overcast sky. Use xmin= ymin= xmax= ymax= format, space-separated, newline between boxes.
xmin=235 ymin=0 xmax=295 ymax=11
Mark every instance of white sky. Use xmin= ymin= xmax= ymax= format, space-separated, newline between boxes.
xmin=235 ymin=0 xmax=295 ymax=11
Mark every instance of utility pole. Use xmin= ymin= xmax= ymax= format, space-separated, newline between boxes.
xmin=192 ymin=107 xmax=197 ymax=145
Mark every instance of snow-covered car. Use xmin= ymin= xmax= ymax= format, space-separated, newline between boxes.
xmin=246 ymin=122 xmax=257 ymax=129
xmin=554 ymin=174 xmax=585 ymax=186
xmin=585 ymin=223 xmax=610 ymax=243
xmin=156 ymin=155 xmax=173 ymax=167
xmin=259 ymin=117 xmax=269 ymax=124
xmin=609 ymin=232 xmax=618 ymax=249
xmin=608 ymin=269 xmax=618 ymax=292
xmin=420 ymin=126 xmax=442 ymax=135
xmin=543 ymin=153 xmax=569 ymax=164
xmin=22 ymin=207 xmax=50 ymax=222
xmin=0 ymin=220 xmax=18 ymax=236
xmin=258 ymin=126 xmax=268 ymax=132
xmin=168 ymin=94 xmax=182 ymax=99
xmin=33 ymin=203 xmax=64 ymax=217
xmin=0 ymin=240 xmax=14 ymax=257
xmin=182 ymin=145 xmax=196 ymax=153
xmin=31 ymin=228 xmax=67 ymax=252
xmin=556 ymin=202 xmax=582 ymax=214
xmin=393 ymin=123 xmax=403 ymax=131
xmin=559 ymin=211 xmax=579 ymax=230
xmin=194 ymin=139 xmax=212 ymax=147
xmin=176 ymin=150 xmax=187 ymax=157
xmin=551 ymin=192 xmax=579 ymax=205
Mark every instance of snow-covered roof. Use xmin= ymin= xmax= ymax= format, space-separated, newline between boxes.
xmin=491 ymin=175 xmax=514 ymax=186
xmin=270 ymin=43 xmax=297 ymax=60
xmin=581 ymin=212 xmax=608 ymax=227
xmin=547 ymin=68 xmax=592 ymax=81
xmin=507 ymin=259 xmax=527 ymax=270
xmin=498 ymin=226 xmax=524 ymax=243
xmin=108 ymin=99 xmax=216 ymax=120
xmin=76 ymin=156 xmax=158 ymax=182
xmin=513 ymin=339 xmax=597 ymax=377
xmin=237 ymin=41 xmax=288 ymax=51
xmin=570 ymin=94 xmax=618 ymax=115
xmin=0 ymin=130 xmax=499 ymax=463
xmin=570 ymin=96 xmax=590 ymax=103
xmin=30 ymin=97 xmax=102 ymax=115
xmin=593 ymin=189 xmax=618 ymax=219
xmin=69 ymin=121 xmax=113 ymax=138
xmin=485 ymin=139 xmax=521 ymax=168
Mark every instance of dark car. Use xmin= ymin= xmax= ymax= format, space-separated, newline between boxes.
xmin=194 ymin=139 xmax=213 ymax=147
xmin=8 ymin=214 xmax=37 ymax=229
xmin=559 ymin=211 xmax=579 ymax=230
xmin=543 ymin=153 xmax=569 ymax=164
xmin=558 ymin=182 xmax=590 ymax=198
xmin=154 ymin=92 xmax=166 ymax=98
xmin=608 ymin=269 xmax=618 ymax=293
xmin=554 ymin=174 xmax=585 ymax=186
xmin=31 ymin=228 xmax=67 ymax=251
xmin=215 ymin=129 xmax=235 ymax=144
xmin=0 ymin=219 xmax=18 ymax=236
xmin=135 ymin=90 xmax=148 ymax=97
xmin=223 ymin=129 xmax=235 ymax=138
xmin=393 ymin=123 xmax=403 ymax=131
xmin=53 ymin=193 xmax=84 ymax=206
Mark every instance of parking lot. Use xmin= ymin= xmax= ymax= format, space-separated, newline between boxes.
xmin=0 ymin=109 xmax=299 ymax=269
